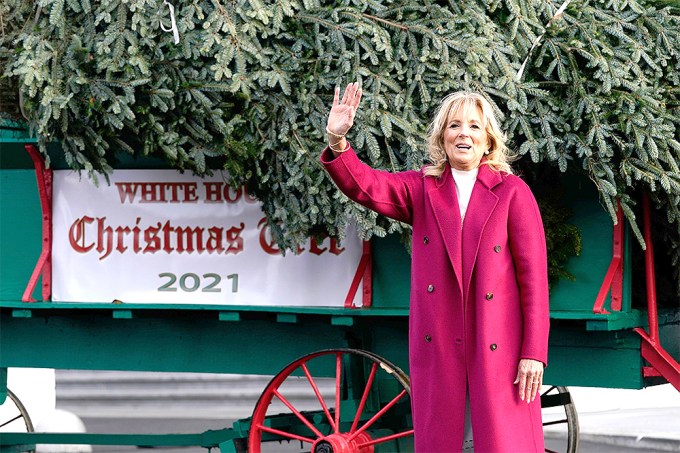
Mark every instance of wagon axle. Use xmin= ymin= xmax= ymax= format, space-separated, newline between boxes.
xmin=312 ymin=432 xmax=374 ymax=453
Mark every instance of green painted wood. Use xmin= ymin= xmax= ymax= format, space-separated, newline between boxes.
xmin=0 ymin=301 xmax=409 ymax=317
xmin=112 ymin=310 xmax=134 ymax=319
xmin=11 ymin=310 xmax=32 ymax=318
xmin=0 ymin=309 xmax=367 ymax=374
xmin=276 ymin=313 xmax=298 ymax=323
xmin=0 ymin=171 xmax=43 ymax=302
xmin=331 ymin=315 xmax=354 ymax=326
xmin=0 ymin=429 xmax=234 ymax=448
xmin=218 ymin=311 xmax=241 ymax=321
xmin=548 ymin=174 xmax=633 ymax=313
xmin=371 ymin=235 xmax=410 ymax=309
xmin=0 ymin=368 xmax=6 ymax=404
xmin=0 ymin=299 xmax=661 ymax=388
xmin=0 ymin=121 xmax=35 ymax=144
xmin=0 ymin=140 xmax=37 ymax=170
xmin=545 ymin=327 xmax=644 ymax=388
xmin=550 ymin=309 xmax=645 ymax=331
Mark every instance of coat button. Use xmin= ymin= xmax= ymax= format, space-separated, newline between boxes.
xmin=427 ymin=284 xmax=435 ymax=293
xmin=490 ymin=343 xmax=497 ymax=351
xmin=494 ymin=245 xmax=501 ymax=253
xmin=424 ymin=236 xmax=429 ymax=244
xmin=455 ymin=338 xmax=462 ymax=344
xmin=425 ymin=335 xmax=432 ymax=342
xmin=485 ymin=292 xmax=494 ymax=300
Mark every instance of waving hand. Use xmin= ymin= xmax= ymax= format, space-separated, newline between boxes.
xmin=326 ymin=82 xmax=363 ymax=156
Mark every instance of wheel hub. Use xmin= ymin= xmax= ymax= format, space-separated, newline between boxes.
xmin=311 ymin=432 xmax=373 ymax=453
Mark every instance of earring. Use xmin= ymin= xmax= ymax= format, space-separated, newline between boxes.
xmin=485 ymin=150 xmax=490 ymax=155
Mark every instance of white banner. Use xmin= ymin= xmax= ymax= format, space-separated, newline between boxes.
xmin=52 ymin=170 xmax=363 ymax=307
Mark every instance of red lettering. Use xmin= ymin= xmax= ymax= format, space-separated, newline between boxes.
xmin=161 ymin=221 xmax=175 ymax=253
xmin=206 ymin=227 xmax=225 ymax=253
xmin=140 ymin=183 xmax=159 ymax=202
xmin=202 ymin=182 xmax=248 ymax=204
xmin=175 ymin=226 xmax=205 ymax=254
xmin=96 ymin=217 xmax=114 ymax=260
xmin=329 ymin=238 xmax=345 ymax=255
xmin=258 ymin=218 xmax=280 ymax=255
xmin=144 ymin=223 xmax=162 ymax=253
xmin=244 ymin=186 xmax=259 ymax=204
xmin=115 ymin=226 xmax=131 ymax=253
xmin=310 ymin=238 xmax=327 ymax=255
xmin=67 ymin=217 xmax=252 ymax=259
xmin=69 ymin=216 xmax=95 ymax=253
xmin=115 ymin=183 xmax=139 ymax=204
xmin=132 ymin=217 xmax=142 ymax=253
xmin=116 ymin=182 xmax=200 ymax=203
xmin=183 ymin=183 xmax=199 ymax=202
xmin=223 ymin=185 xmax=242 ymax=203
xmin=203 ymin=182 xmax=223 ymax=203
xmin=225 ymin=223 xmax=245 ymax=254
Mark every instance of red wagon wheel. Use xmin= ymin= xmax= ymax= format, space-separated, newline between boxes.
xmin=248 ymin=349 xmax=413 ymax=453
xmin=0 ymin=388 xmax=35 ymax=453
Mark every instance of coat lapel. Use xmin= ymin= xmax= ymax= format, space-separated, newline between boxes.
xmin=462 ymin=164 xmax=502 ymax=300
xmin=428 ymin=168 xmax=463 ymax=293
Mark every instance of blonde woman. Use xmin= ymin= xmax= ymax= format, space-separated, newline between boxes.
xmin=321 ymin=83 xmax=549 ymax=452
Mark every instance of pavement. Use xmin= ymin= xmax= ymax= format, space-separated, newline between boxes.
xmin=24 ymin=380 xmax=680 ymax=452
xmin=544 ymin=384 xmax=680 ymax=451
xmin=72 ymin=384 xmax=679 ymax=453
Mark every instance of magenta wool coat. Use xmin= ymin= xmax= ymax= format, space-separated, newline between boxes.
xmin=321 ymin=147 xmax=550 ymax=452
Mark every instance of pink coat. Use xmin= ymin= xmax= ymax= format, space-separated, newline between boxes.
xmin=321 ymin=147 xmax=550 ymax=452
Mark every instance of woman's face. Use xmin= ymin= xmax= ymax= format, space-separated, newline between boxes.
xmin=443 ymin=105 xmax=489 ymax=171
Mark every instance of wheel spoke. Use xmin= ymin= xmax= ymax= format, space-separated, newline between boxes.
xmin=347 ymin=389 xmax=408 ymax=442
xmin=545 ymin=448 xmax=560 ymax=453
xmin=273 ymin=389 xmax=324 ymax=438
xmin=249 ymin=349 xmax=413 ymax=453
xmin=256 ymin=424 xmax=315 ymax=444
xmin=334 ymin=353 xmax=342 ymax=433
xmin=541 ymin=386 xmax=557 ymax=397
xmin=350 ymin=362 xmax=378 ymax=434
xmin=301 ymin=363 xmax=336 ymax=432
xmin=0 ymin=414 xmax=22 ymax=429
xmin=357 ymin=429 xmax=415 ymax=448
xmin=543 ymin=418 xmax=569 ymax=427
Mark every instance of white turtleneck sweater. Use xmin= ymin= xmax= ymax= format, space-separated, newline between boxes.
xmin=451 ymin=167 xmax=479 ymax=222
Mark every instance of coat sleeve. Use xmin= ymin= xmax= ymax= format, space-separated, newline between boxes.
xmin=507 ymin=179 xmax=550 ymax=366
xmin=320 ymin=145 xmax=420 ymax=225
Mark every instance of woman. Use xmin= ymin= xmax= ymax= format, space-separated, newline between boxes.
xmin=321 ymin=83 xmax=550 ymax=452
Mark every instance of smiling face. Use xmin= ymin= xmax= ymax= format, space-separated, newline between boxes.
xmin=443 ymin=105 xmax=489 ymax=171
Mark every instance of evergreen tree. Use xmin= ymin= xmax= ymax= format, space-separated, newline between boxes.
xmin=1 ymin=0 xmax=679 ymax=296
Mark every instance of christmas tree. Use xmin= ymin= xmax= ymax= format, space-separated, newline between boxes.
xmin=1 ymin=0 xmax=678 ymax=297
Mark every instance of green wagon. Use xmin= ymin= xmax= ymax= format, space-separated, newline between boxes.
xmin=0 ymin=125 xmax=678 ymax=453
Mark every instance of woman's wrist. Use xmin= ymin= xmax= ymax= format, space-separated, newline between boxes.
xmin=327 ymin=125 xmax=349 ymax=155
xmin=328 ymin=137 xmax=349 ymax=156
xmin=326 ymin=126 xmax=346 ymax=140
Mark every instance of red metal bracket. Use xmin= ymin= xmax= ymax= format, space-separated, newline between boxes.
xmin=635 ymin=328 xmax=680 ymax=391
xmin=592 ymin=201 xmax=624 ymax=314
xmin=22 ymin=144 xmax=52 ymax=302
xmin=633 ymin=193 xmax=680 ymax=391
xmin=344 ymin=241 xmax=372 ymax=309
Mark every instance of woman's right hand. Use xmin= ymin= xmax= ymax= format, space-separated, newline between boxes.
xmin=326 ymin=82 xmax=362 ymax=154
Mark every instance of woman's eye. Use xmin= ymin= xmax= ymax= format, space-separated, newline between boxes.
xmin=471 ymin=124 xmax=480 ymax=129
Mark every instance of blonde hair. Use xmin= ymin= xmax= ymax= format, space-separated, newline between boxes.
xmin=424 ymin=91 xmax=513 ymax=177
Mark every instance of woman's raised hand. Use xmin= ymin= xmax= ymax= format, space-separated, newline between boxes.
xmin=326 ymin=82 xmax=362 ymax=154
